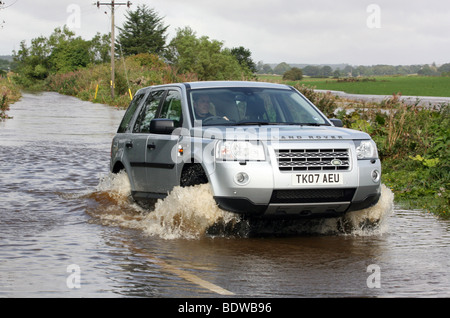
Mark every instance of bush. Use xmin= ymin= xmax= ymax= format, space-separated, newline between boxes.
xmin=284 ymin=83 xmax=449 ymax=217
xmin=283 ymin=67 xmax=303 ymax=81
xmin=45 ymin=54 xmax=198 ymax=108
xmin=291 ymin=83 xmax=339 ymax=117
xmin=0 ymin=76 xmax=21 ymax=120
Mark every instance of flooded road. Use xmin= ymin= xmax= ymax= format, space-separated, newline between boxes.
xmin=1 ymin=92 xmax=449 ymax=298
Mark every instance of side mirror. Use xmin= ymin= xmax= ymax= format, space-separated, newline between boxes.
xmin=329 ymin=118 xmax=343 ymax=127
xmin=150 ymin=118 xmax=175 ymax=134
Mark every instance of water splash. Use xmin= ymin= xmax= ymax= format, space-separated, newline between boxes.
xmin=141 ymin=184 xmax=242 ymax=239
xmin=85 ymin=171 xmax=148 ymax=228
xmin=86 ymin=171 xmax=243 ymax=239
xmin=85 ymin=171 xmax=394 ymax=239
xmin=338 ymin=184 xmax=394 ymax=235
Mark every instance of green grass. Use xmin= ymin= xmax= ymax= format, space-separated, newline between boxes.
xmin=1 ymin=77 xmax=22 ymax=120
xmin=259 ymin=75 xmax=450 ymax=97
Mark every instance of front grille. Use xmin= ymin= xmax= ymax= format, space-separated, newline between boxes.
xmin=270 ymin=188 xmax=356 ymax=204
xmin=276 ymin=148 xmax=350 ymax=171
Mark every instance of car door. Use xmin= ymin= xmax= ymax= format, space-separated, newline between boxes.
xmin=126 ymin=89 xmax=165 ymax=192
xmin=145 ymin=89 xmax=183 ymax=195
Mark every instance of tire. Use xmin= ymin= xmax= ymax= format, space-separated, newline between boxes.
xmin=180 ymin=164 xmax=208 ymax=187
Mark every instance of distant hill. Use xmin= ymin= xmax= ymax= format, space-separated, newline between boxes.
xmin=0 ymin=55 xmax=13 ymax=62
xmin=269 ymin=63 xmax=349 ymax=71
xmin=0 ymin=55 xmax=13 ymax=73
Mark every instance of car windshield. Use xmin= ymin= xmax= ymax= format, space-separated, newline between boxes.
xmin=188 ymin=87 xmax=328 ymax=126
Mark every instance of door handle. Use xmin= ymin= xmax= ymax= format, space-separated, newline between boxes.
xmin=125 ymin=140 xmax=133 ymax=148
xmin=147 ymin=143 xmax=156 ymax=150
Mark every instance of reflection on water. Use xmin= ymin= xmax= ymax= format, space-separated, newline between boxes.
xmin=0 ymin=92 xmax=449 ymax=297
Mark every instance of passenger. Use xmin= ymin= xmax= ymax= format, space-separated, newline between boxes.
xmin=193 ymin=94 xmax=213 ymax=119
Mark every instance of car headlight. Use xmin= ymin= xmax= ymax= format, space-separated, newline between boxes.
xmin=216 ymin=141 xmax=265 ymax=161
xmin=354 ymin=140 xmax=378 ymax=159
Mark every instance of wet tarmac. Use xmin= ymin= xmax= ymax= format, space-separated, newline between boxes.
xmin=1 ymin=92 xmax=449 ymax=298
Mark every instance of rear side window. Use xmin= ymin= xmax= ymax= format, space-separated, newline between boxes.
xmin=133 ymin=90 xmax=165 ymax=133
xmin=117 ymin=92 xmax=145 ymax=133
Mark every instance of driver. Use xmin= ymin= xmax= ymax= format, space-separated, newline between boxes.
xmin=193 ymin=94 xmax=213 ymax=119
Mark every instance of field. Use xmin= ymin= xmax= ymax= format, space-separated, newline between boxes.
xmin=259 ymin=75 xmax=450 ymax=97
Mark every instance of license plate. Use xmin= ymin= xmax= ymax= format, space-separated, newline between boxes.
xmin=292 ymin=173 xmax=343 ymax=185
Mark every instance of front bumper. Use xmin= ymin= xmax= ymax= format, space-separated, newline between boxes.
xmin=214 ymin=187 xmax=381 ymax=218
xmin=209 ymin=143 xmax=381 ymax=218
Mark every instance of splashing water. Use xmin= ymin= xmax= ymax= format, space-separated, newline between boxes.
xmin=85 ymin=171 xmax=394 ymax=239
xmin=142 ymin=184 xmax=242 ymax=239
xmin=86 ymin=171 xmax=243 ymax=239
xmin=239 ymin=185 xmax=394 ymax=237
xmin=338 ymin=184 xmax=394 ymax=235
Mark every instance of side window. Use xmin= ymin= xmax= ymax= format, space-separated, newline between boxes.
xmin=159 ymin=90 xmax=182 ymax=127
xmin=117 ymin=92 xmax=145 ymax=133
xmin=133 ymin=90 xmax=165 ymax=133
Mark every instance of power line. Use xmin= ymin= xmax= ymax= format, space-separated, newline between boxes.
xmin=0 ymin=0 xmax=20 ymax=10
xmin=94 ymin=1 xmax=132 ymax=99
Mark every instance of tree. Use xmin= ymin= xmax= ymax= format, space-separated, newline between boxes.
xmin=282 ymin=67 xmax=303 ymax=81
xmin=165 ymin=27 xmax=198 ymax=73
xmin=319 ymin=65 xmax=333 ymax=77
xmin=273 ymin=62 xmax=291 ymax=75
xmin=13 ymin=26 xmax=110 ymax=82
xmin=302 ymin=65 xmax=320 ymax=77
xmin=46 ymin=26 xmax=91 ymax=73
xmin=167 ymin=27 xmax=252 ymax=81
xmin=90 ymin=32 xmax=111 ymax=63
xmin=333 ymin=69 xmax=341 ymax=78
xmin=117 ymin=5 xmax=168 ymax=56
xmin=418 ymin=64 xmax=439 ymax=76
xmin=230 ymin=46 xmax=256 ymax=73
xmin=13 ymin=38 xmax=50 ymax=80
xmin=49 ymin=37 xmax=91 ymax=73
xmin=262 ymin=64 xmax=273 ymax=74
xmin=438 ymin=63 xmax=450 ymax=75
xmin=256 ymin=61 xmax=273 ymax=74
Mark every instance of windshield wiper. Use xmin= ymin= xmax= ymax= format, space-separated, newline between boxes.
xmin=267 ymin=122 xmax=325 ymax=126
xmin=298 ymin=123 xmax=325 ymax=126
xmin=235 ymin=120 xmax=270 ymax=126
xmin=233 ymin=121 xmax=326 ymax=127
xmin=268 ymin=122 xmax=301 ymax=126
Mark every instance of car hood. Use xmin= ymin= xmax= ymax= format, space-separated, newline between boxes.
xmin=190 ymin=125 xmax=371 ymax=141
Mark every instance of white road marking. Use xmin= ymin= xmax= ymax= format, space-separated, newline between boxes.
xmin=126 ymin=241 xmax=235 ymax=296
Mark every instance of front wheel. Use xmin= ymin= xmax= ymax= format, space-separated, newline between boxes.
xmin=180 ymin=164 xmax=208 ymax=187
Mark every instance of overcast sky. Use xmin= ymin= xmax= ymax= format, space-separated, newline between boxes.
xmin=1 ymin=0 xmax=449 ymax=65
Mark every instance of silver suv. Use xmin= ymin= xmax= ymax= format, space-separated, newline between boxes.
xmin=110 ymin=81 xmax=381 ymax=218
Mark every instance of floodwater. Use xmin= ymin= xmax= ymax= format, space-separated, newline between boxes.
xmin=0 ymin=92 xmax=449 ymax=298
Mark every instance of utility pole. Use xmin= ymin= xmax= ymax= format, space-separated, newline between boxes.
xmin=95 ymin=1 xmax=132 ymax=99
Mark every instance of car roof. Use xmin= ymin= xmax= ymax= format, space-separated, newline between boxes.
xmin=184 ymin=81 xmax=291 ymax=90
xmin=134 ymin=81 xmax=293 ymax=95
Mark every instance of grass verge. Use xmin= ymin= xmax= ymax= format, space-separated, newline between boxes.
xmin=0 ymin=75 xmax=22 ymax=120
xmin=294 ymin=84 xmax=449 ymax=218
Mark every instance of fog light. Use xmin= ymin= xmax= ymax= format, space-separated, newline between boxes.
xmin=371 ymin=169 xmax=380 ymax=183
xmin=234 ymin=172 xmax=249 ymax=185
